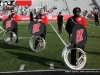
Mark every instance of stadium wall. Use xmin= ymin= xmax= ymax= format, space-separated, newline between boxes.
xmin=2 ymin=15 xmax=72 ymax=21
xmin=15 ymin=0 xmax=32 ymax=6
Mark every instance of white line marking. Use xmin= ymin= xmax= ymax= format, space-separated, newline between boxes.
xmin=19 ymin=64 xmax=25 ymax=71
xmin=0 ymin=26 xmax=4 ymax=31
xmin=87 ymin=23 xmax=100 ymax=27
xmin=49 ymin=22 xmax=67 ymax=46
xmin=63 ymin=23 xmax=65 ymax=28
xmin=0 ymin=37 xmax=30 ymax=39
xmin=64 ymin=22 xmax=100 ymax=27
xmin=19 ymin=37 xmax=30 ymax=39
xmin=50 ymin=63 xmax=54 ymax=69
xmin=0 ymin=30 xmax=4 ymax=33
xmin=87 ymin=23 xmax=95 ymax=26
xmin=0 ymin=69 xmax=100 ymax=73
xmin=0 ymin=26 xmax=5 ymax=33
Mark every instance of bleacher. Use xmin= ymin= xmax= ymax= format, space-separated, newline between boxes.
xmin=17 ymin=0 xmax=97 ymax=16
xmin=93 ymin=0 xmax=100 ymax=10
xmin=0 ymin=0 xmax=100 ymax=20
xmin=65 ymin=0 xmax=94 ymax=14
xmin=31 ymin=0 xmax=69 ymax=15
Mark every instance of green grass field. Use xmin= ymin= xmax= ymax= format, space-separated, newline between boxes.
xmin=0 ymin=20 xmax=100 ymax=72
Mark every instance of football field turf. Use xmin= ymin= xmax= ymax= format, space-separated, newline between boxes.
xmin=0 ymin=20 xmax=100 ymax=72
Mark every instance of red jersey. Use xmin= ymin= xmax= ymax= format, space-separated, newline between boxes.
xmin=12 ymin=14 xmax=18 ymax=22
xmin=75 ymin=16 xmax=86 ymax=28
xmin=40 ymin=14 xmax=48 ymax=26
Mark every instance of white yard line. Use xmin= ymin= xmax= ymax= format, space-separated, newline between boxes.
xmin=87 ymin=23 xmax=100 ymax=27
xmin=0 ymin=26 xmax=4 ymax=31
xmin=49 ymin=22 xmax=67 ymax=46
xmin=63 ymin=23 xmax=65 ymax=28
xmin=0 ymin=26 xmax=5 ymax=33
xmin=0 ymin=30 xmax=4 ymax=33
xmin=64 ymin=22 xmax=100 ymax=27
xmin=0 ymin=69 xmax=100 ymax=73
xmin=87 ymin=23 xmax=95 ymax=26
xmin=0 ymin=37 xmax=30 ymax=39
xmin=19 ymin=37 xmax=30 ymax=39
xmin=19 ymin=64 xmax=25 ymax=71
xmin=50 ymin=63 xmax=54 ymax=69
